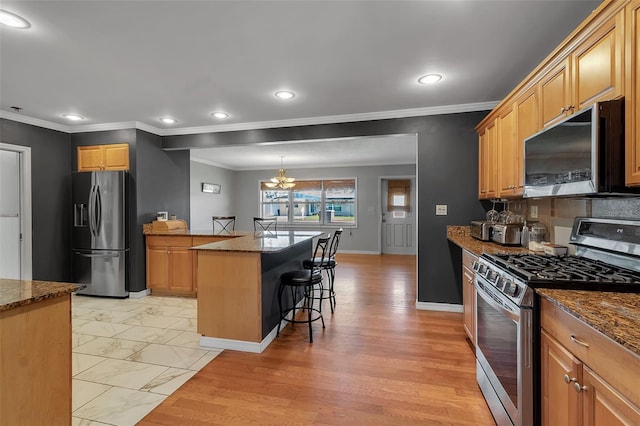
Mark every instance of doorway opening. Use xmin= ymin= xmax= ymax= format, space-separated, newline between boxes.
xmin=0 ymin=143 xmax=32 ymax=279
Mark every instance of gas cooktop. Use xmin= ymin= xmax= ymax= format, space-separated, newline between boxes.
xmin=484 ymin=253 xmax=640 ymax=291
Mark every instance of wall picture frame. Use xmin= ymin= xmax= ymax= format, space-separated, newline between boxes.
xmin=202 ymin=182 xmax=221 ymax=194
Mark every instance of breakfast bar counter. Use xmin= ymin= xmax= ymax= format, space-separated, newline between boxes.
xmin=0 ymin=279 xmax=83 ymax=425
xmin=192 ymin=231 xmax=322 ymax=353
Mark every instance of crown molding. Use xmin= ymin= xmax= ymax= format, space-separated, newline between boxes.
xmin=0 ymin=110 xmax=70 ymax=133
xmin=1 ymin=101 xmax=497 ymax=137
xmin=162 ymin=101 xmax=498 ymax=136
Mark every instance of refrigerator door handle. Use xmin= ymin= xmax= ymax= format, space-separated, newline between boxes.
xmin=74 ymin=251 xmax=120 ymax=258
xmin=88 ymin=184 xmax=96 ymax=237
xmin=95 ymin=184 xmax=102 ymax=236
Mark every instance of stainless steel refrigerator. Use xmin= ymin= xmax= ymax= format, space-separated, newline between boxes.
xmin=72 ymin=171 xmax=129 ymax=297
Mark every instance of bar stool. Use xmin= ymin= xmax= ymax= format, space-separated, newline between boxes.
xmin=276 ymin=235 xmax=330 ymax=343
xmin=253 ymin=217 xmax=277 ymax=233
xmin=303 ymin=229 xmax=342 ymax=313
xmin=212 ymin=216 xmax=235 ymax=234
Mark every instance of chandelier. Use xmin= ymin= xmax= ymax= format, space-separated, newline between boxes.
xmin=265 ymin=156 xmax=295 ymax=189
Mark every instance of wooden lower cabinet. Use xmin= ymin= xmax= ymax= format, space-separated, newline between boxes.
xmin=0 ymin=296 xmax=72 ymax=425
xmin=145 ymin=235 xmax=228 ymax=297
xmin=541 ymin=298 xmax=640 ymax=426
xmin=461 ymin=249 xmax=477 ymax=347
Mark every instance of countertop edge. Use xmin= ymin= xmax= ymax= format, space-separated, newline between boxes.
xmin=0 ymin=280 xmax=84 ymax=312
xmin=536 ymin=288 xmax=640 ymax=357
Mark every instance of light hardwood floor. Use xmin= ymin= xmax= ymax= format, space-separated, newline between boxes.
xmin=139 ymin=254 xmax=495 ymax=425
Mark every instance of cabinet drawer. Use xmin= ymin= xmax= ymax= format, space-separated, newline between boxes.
xmin=146 ymin=236 xmax=193 ymax=248
xmin=462 ymin=249 xmax=478 ymax=271
xmin=540 ymin=297 xmax=640 ymax=407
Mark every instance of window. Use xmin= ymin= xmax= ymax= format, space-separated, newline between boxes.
xmin=260 ymin=178 xmax=356 ymax=226
xmin=387 ymin=179 xmax=411 ymax=212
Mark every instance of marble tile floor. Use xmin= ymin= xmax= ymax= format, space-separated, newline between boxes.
xmin=70 ymin=294 xmax=223 ymax=426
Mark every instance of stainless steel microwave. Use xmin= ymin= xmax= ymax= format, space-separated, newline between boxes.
xmin=523 ymin=99 xmax=631 ymax=198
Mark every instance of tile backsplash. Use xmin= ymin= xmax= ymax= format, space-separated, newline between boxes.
xmin=502 ymin=196 xmax=640 ymax=247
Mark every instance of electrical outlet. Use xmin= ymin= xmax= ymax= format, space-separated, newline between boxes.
xmin=531 ymin=205 xmax=538 ymax=219
xmin=435 ymin=204 xmax=448 ymax=216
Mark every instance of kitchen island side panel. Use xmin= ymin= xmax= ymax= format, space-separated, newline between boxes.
xmin=260 ymin=240 xmax=313 ymax=338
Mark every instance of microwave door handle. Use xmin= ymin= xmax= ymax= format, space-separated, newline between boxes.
xmin=475 ymin=280 xmax=519 ymax=323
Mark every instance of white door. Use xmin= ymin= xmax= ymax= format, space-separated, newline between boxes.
xmin=381 ymin=178 xmax=416 ymax=255
xmin=0 ymin=150 xmax=22 ymax=279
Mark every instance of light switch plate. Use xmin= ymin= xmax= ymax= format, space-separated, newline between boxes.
xmin=531 ymin=205 xmax=538 ymax=219
xmin=435 ymin=204 xmax=448 ymax=216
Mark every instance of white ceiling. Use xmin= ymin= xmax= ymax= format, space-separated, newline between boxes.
xmin=0 ymin=0 xmax=601 ymax=169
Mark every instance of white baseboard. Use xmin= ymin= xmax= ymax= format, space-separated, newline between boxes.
xmin=128 ymin=289 xmax=151 ymax=299
xmin=338 ymin=250 xmax=380 ymax=255
xmin=199 ymin=299 xmax=305 ymax=353
xmin=415 ymin=301 xmax=463 ymax=313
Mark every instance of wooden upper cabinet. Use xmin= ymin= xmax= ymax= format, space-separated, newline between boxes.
xmin=572 ymin=13 xmax=625 ymax=110
xmin=497 ymin=106 xmax=518 ymax=197
xmin=626 ymin=0 xmax=640 ymax=186
xmin=515 ymin=88 xmax=540 ymax=191
xmin=77 ymin=143 xmax=129 ymax=172
xmin=540 ymin=58 xmax=572 ymax=128
xmin=540 ymin=12 xmax=624 ymax=129
xmin=478 ymin=120 xmax=498 ymax=199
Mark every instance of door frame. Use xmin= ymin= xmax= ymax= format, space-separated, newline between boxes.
xmin=377 ymin=174 xmax=417 ymax=255
xmin=0 ymin=142 xmax=33 ymax=279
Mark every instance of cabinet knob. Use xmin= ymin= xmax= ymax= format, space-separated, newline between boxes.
xmin=560 ymin=107 xmax=566 ymax=113
xmin=574 ymin=382 xmax=588 ymax=393
xmin=563 ymin=374 xmax=577 ymax=384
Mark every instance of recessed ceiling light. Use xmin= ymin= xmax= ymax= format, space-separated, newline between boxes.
xmin=211 ymin=112 xmax=229 ymax=119
xmin=0 ymin=10 xmax=31 ymax=29
xmin=417 ymin=74 xmax=443 ymax=85
xmin=62 ymin=114 xmax=84 ymax=121
xmin=274 ymin=90 xmax=295 ymax=100
xmin=160 ymin=117 xmax=177 ymax=124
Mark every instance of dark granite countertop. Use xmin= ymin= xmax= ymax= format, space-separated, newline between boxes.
xmin=537 ymin=288 xmax=640 ymax=357
xmin=447 ymin=225 xmax=530 ymax=256
xmin=0 ymin=279 xmax=84 ymax=312
xmin=191 ymin=230 xmax=324 ymax=253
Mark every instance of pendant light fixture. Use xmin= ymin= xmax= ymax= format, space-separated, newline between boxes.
xmin=264 ymin=156 xmax=295 ymax=189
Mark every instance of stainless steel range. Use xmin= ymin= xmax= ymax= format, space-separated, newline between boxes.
xmin=472 ymin=217 xmax=640 ymax=426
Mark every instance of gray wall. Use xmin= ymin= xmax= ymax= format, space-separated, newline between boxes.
xmin=164 ymin=112 xmax=489 ymax=304
xmin=189 ymin=159 xmax=236 ymax=231
xmin=0 ymin=119 xmax=72 ymax=281
xmin=233 ymin=164 xmax=416 ymax=252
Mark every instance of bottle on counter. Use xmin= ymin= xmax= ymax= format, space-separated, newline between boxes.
xmin=521 ymin=221 xmax=529 ymax=248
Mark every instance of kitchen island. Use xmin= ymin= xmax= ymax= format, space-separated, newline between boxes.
xmin=193 ymin=231 xmax=322 ymax=353
xmin=0 ymin=279 xmax=83 ymax=425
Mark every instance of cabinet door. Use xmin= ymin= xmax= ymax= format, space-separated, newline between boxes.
xmin=146 ymin=246 xmax=170 ymax=290
xmin=582 ymin=366 xmax=640 ymax=426
xmin=540 ymin=58 xmax=572 ymax=128
xmin=103 ymin=143 xmax=129 ymax=170
xmin=515 ymin=88 xmax=539 ymax=191
xmin=627 ymin=0 xmax=640 ymax=186
xmin=478 ymin=121 xmax=498 ymax=199
xmin=541 ymin=330 xmax=582 ymax=426
xmin=572 ymin=13 xmax=624 ymax=111
xmin=497 ymin=107 xmax=517 ymax=197
xmin=169 ymin=248 xmax=193 ymax=292
xmin=462 ymin=266 xmax=475 ymax=346
xmin=77 ymin=146 xmax=104 ymax=172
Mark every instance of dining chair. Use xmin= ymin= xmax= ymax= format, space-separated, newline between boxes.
xmin=253 ymin=217 xmax=278 ymax=233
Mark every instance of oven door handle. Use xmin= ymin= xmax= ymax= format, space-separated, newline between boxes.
xmin=475 ymin=279 xmax=519 ymax=323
